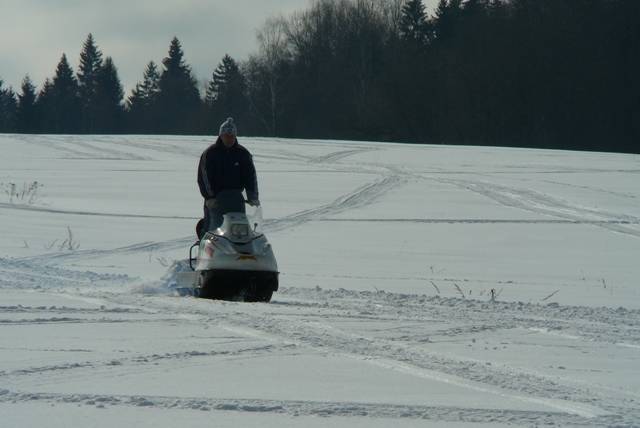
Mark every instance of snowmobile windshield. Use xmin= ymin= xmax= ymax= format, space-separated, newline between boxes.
xmin=245 ymin=204 xmax=264 ymax=235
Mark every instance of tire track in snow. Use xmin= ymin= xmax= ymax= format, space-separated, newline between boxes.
xmin=0 ymin=257 xmax=133 ymax=290
xmin=0 ymin=317 xmax=191 ymax=326
xmin=0 ymin=344 xmax=288 ymax=379
xmin=279 ymin=288 xmax=640 ymax=350
xmin=3 ymin=268 xmax=637 ymax=425
xmin=0 ymin=389 xmax=597 ymax=425
xmin=255 ymin=148 xmax=310 ymax=163
xmin=15 ymin=238 xmax=193 ymax=266
xmin=9 ymin=135 xmax=97 ymax=159
xmin=146 ymin=295 xmax=630 ymax=421
xmin=541 ymin=179 xmax=638 ymax=200
xmin=308 ymin=147 xmax=379 ymax=164
xmin=0 ymin=202 xmax=197 ymax=220
xmin=265 ymin=173 xmax=406 ymax=233
xmin=141 ymin=288 xmax=635 ymax=425
xmin=97 ymin=136 xmax=205 ymax=159
xmin=54 ymin=136 xmax=153 ymax=161
xmin=10 ymin=139 xmax=393 ymax=267
xmin=432 ymin=177 xmax=640 ymax=238
xmin=12 ymin=135 xmax=151 ymax=161
xmin=0 ymin=305 xmax=144 ymax=314
xmin=319 ymin=217 xmax=640 ymax=225
xmin=17 ymin=170 xmax=405 ymax=265
xmin=112 ymin=139 xmax=373 ymax=164
xmin=346 ymin=355 xmax=608 ymax=420
xmin=218 ymin=312 xmax=617 ymax=420
xmin=255 ymin=145 xmax=379 ymax=167
xmin=11 ymin=286 xmax=620 ymax=426
xmin=109 ymin=136 xmax=343 ymax=163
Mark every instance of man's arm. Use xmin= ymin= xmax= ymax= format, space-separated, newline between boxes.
xmin=244 ymin=153 xmax=259 ymax=203
xmin=197 ymin=150 xmax=214 ymax=199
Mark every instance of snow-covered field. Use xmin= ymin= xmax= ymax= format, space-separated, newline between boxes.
xmin=0 ymin=134 xmax=639 ymax=427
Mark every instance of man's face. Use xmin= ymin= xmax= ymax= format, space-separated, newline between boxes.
xmin=221 ymin=133 xmax=235 ymax=147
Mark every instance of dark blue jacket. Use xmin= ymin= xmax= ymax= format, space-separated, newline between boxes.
xmin=197 ymin=137 xmax=259 ymax=201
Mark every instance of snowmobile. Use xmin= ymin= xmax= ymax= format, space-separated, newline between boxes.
xmin=176 ymin=191 xmax=279 ymax=302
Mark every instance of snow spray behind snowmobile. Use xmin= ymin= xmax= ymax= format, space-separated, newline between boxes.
xmin=177 ymin=190 xmax=278 ymax=302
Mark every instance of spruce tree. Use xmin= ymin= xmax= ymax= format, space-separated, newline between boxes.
xmin=140 ymin=61 xmax=161 ymax=104
xmin=157 ymin=37 xmax=201 ymax=133
xmin=50 ymin=53 xmax=81 ymax=133
xmin=127 ymin=61 xmax=161 ymax=133
xmin=0 ymin=79 xmax=7 ymax=131
xmin=77 ymin=34 xmax=103 ymax=132
xmin=434 ymin=0 xmax=462 ymax=41
xmin=0 ymin=80 xmax=18 ymax=133
xmin=206 ymin=54 xmax=247 ymax=124
xmin=95 ymin=57 xmax=124 ymax=133
xmin=463 ymin=0 xmax=487 ymax=14
xmin=16 ymin=76 xmax=37 ymax=133
xmin=35 ymin=78 xmax=54 ymax=132
xmin=127 ymin=62 xmax=160 ymax=112
xmin=399 ymin=0 xmax=429 ymax=45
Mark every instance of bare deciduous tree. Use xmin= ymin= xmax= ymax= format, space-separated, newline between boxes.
xmin=251 ymin=16 xmax=291 ymax=136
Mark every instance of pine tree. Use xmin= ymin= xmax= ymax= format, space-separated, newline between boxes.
xmin=50 ymin=53 xmax=81 ymax=133
xmin=95 ymin=57 xmax=124 ymax=133
xmin=156 ymin=37 xmax=201 ymax=133
xmin=16 ymin=76 xmax=37 ymax=132
xmin=77 ymin=34 xmax=103 ymax=132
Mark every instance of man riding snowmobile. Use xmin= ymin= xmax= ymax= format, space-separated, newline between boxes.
xmin=197 ymin=117 xmax=260 ymax=238
xmin=182 ymin=117 xmax=277 ymax=301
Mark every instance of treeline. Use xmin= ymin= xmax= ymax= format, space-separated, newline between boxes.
xmin=1 ymin=0 xmax=638 ymax=153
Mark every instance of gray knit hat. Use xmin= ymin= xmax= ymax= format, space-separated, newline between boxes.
xmin=219 ymin=117 xmax=237 ymax=136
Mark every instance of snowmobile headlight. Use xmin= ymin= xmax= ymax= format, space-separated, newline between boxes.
xmin=231 ymin=223 xmax=249 ymax=238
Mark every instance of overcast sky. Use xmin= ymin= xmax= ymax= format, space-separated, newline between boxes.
xmin=1 ymin=0 xmax=436 ymax=96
